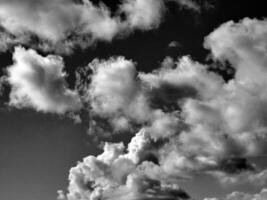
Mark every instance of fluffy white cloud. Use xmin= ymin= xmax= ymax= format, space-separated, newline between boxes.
xmin=0 ymin=0 xmax=124 ymax=53
xmin=60 ymin=130 xmax=190 ymax=200
xmin=140 ymin=56 xmax=223 ymax=100
xmin=0 ymin=0 xmax=202 ymax=54
xmin=88 ymin=57 xmax=140 ymax=116
xmin=60 ymin=17 xmax=267 ymax=200
xmin=204 ymin=18 xmax=267 ymax=85
xmin=0 ymin=0 xmax=75 ymax=41
xmin=78 ymin=17 xmax=267 ymax=182
xmin=6 ymin=46 xmax=82 ymax=114
xmin=83 ymin=54 xmax=226 ymax=140
xmin=83 ymin=56 xmax=201 ymax=138
xmin=85 ymin=57 xmax=151 ymax=132
xmin=119 ymin=0 xmax=166 ymax=30
xmin=166 ymin=18 xmax=267 ymax=181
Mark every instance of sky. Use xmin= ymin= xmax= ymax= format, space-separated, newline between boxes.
xmin=0 ymin=1 xmax=267 ymax=200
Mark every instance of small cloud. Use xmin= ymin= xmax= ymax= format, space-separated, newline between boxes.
xmin=168 ymin=40 xmax=182 ymax=48
xmin=57 ymin=190 xmax=66 ymax=200
xmin=168 ymin=0 xmax=201 ymax=12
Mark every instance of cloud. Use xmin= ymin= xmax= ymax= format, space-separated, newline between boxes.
xmin=87 ymin=57 xmax=140 ymax=117
xmin=170 ymin=0 xmax=201 ymax=12
xmin=167 ymin=0 xmax=216 ymax=13
xmin=0 ymin=31 xmax=18 ymax=52
xmin=0 ymin=0 xmax=124 ymax=54
xmin=168 ymin=18 xmax=267 ymax=181
xmin=6 ymin=46 xmax=82 ymax=114
xmin=204 ymin=18 xmax=267 ymax=85
xmin=0 ymin=0 xmax=203 ymax=54
xmin=74 ymin=17 xmax=267 ymax=184
xmin=83 ymin=57 xmax=148 ymax=132
xmin=60 ymin=130 xmax=190 ymax=200
xmin=57 ymin=17 xmax=267 ymax=200
xmin=119 ymin=0 xmax=166 ymax=30
xmin=1 ymin=1 xmax=265 ymax=199
xmin=204 ymin=188 xmax=267 ymax=200
xmin=168 ymin=41 xmax=182 ymax=48
xmin=79 ymin=55 xmax=222 ymax=139
xmin=82 ymin=57 xmax=180 ymax=135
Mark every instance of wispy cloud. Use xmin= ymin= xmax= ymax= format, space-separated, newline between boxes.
xmin=170 ymin=0 xmax=201 ymax=12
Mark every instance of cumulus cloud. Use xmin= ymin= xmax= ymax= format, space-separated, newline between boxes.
xmin=169 ymin=18 xmax=267 ymax=181
xmin=1 ymin=0 xmax=265 ymax=199
xmin=0 ymin=0 xmax=124 ymax=54
xmin=79 ymin=55 xmax=222 ymax=139
xmin=0 ymin=0 xmax=202 ymax=54
xmin=60 ymin=130 xmax=190 ymax=200
xmin=143 ymin=18 xmax=267 ymax=182
xmin=119 ymin=0 xmax=166 ymax=30
xmin=6 ymin=46 xmax=82 ymax=114
xmin=83 ymin=57 xmax=147 ymax=132
xmin=204 ymin=18 xmax=267 ymax=85
xmin=59 ymin=17 xmax=267 ymax=200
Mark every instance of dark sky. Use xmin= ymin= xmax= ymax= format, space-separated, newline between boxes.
xmin=0 ymin=1 xmax=267 ymax=200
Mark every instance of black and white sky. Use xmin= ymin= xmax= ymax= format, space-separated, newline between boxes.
xmin=1 ymin=0 xmax=267 ymax=200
